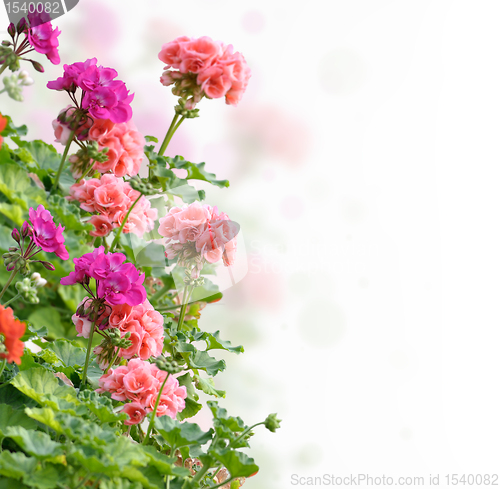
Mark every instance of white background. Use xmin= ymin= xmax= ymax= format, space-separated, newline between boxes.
xmin=2 ymin=1 xmax=500 ymax=487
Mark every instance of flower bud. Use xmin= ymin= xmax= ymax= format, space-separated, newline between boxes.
xmin=30 ymin=272 xmax=41 ymax=282
xmin=264 ymin=413 xmax=281 ymax=433
xmin=29 ymin=60 xmax=44 ymax=73
xmin=17 ymin=17 xmax=27 ymax=34
xmin=11 ymin=228 xmax=20 ymax=243
xmin=7 ymin=23 xmax=15 ymax=38
xmin=21 ymin=221 xmax=31 ymax=238
xmin=39 ymin=261 xmax=55 ymax=271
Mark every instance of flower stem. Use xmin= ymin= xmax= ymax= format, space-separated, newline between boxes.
xmin=193 ymin=463 xmax=211 ymax=483
xmin=50 ymin=130 xmax=76 ymax=197
xmin=109 ymin=194 xmax=142 ymax=252
xmin=174 ymin=285 xmax=193 ymax=333
xmin=143 ymin=372 xmax=170 ymax=445
xmin=0 ymin=359 xmax=6 ymax=380
xmin=103 ymin=347 xmax=120 ymax=375
xmin=0 ymin=269 xmax=18 ymax=301
xmin=80 ymin=321 xmax=96 ymax=388
xmin=2 ymin=293 xmax=21 ymax=308
xmin=158 ymin=114 xmax=185 ymax=156
xmin=229 ymin=422 xmax=264 ymax=448
xmin=0 ymin=63 xmax=8 ymax=77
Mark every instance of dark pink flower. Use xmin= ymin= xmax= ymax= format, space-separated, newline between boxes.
xmin=28 ymin=205 xmax=68 ymax=260
xmin=60 ymin=246 xmax=105 ymax=285
xmin=27 ymin=14 xmax=61 ymax=65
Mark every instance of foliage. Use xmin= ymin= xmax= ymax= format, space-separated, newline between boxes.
xmin=0 ymin=34 xmax=278 ymax=489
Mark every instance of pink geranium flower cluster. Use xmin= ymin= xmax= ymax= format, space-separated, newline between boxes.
xmin=68 ymin=174 xmax=157 ymax=238
xmin=159 ymin=36 xmax=251 ymax=107
xmin=84 ymin=117 xmax=145 ymax=177
xmin=28 ymin=205 xmax=68 ymax=260
xmin=60 ymin=247 xmax=146 ymax=306
xmin=47 ymin=58 xmax=134 ymax=123
xmin=97 ymin=358 xmax=187 ymax=425
xmin=74 ymin=299 xmax=164 ymax=362
xmin=158 ymin=202 xmax=238 ymax=274
xmin=26 ymin=13 xmax=61 ymax=65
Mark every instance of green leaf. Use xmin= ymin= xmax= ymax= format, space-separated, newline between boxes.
xmin=0 ymin=451 xmax=37 ymax=480
xmin=11 ymin=367 xmax=78 ymax=406
xmin=0 ymin=403 xmax=37 ymax=443
xmin=0 ymin=202 xmax=25 ymax=226
xmin=0 ymin=384 xmax=38 ymax=410
xmin=23 ymin=463 xmax=61 ymax=489
xmin=211 ymin=449 xmax=259 ymax=479
xmin=21 ymin=323 xmax=48 ymax=342
xmin=141 ymin=446 xmax=191 ymax=477
xmin=46 ymin=339 xmax=87 ymax=368
xmin=0 ymin=163 xmax=46 ymax=209
xmin=11 ymin=139 xmax=61 ymax=173
xmin=78 ymin=390 xmax=128 ymax=424
xmin=178 ymin=397 xmax=202 ymax=421
xmin=47 ymin=195 xmax=92 ymax=232
xmin=0 ymin=115 xmax=28 ymax=137
xmin=27 ymin=308 xmax=65 ymax=340
xmin=4 ymin=426 xmax=65 ymax=462
xmin=154 ymin=416 xmax=213 ymax=449
xmin=167 ymin=155 xmax=229 ymax=188
xmin=145 ymin=135 xmax=158 ymax=143
xmin=193 ymin=374 xmax=225 ymax=398
xmin=188 ymin=350 xmax=226 ymax=376
xmin=193 ymin=330 xmax=244 ymax=354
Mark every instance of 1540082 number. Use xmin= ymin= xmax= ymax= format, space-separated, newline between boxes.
xmin=5 ymin=2 xmax=60 ymax=14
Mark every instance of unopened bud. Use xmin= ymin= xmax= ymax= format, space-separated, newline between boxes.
xmin=11 ymin=228 xmax=20 ymax=242
xmin=17 ymin=17 xmax=28 ymax=34
xmin=21 ymin=221 xmax=31 ymax=238
xmin=264 ymin=413 xmax=281 ymax=433
xmin=7 ymin=23 xmax=15 ymax=38
xmin=29 ymin=60 xmax=44 ymax=73
xmin=39 ymin=261 xmax=55 ymax=271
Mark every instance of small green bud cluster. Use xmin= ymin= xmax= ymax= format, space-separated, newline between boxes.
xmin=70 ymin=141 xmax=109 ymax=179
xmin=264 ymin=413 xmax=281 ymax=433
xmin=2 ymin=70 xmax=33 ymax=102
xmin=14 ymin=272 xmax=47 ymax=304
xmin=128 ymin=176 xmax=155 ymax=195
xmin=175 ymin=97 xmax=200 ymax=119
xmin=108 ymin=328 xmax=132 ymax=349
xmin=154 ymin=356 xmax=183 ymax=374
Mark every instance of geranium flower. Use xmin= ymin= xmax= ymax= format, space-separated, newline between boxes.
xmin=0 ymin=305 xmax=26 ymax=365
xmin=28 ymin=205 xmax=69 ymax=260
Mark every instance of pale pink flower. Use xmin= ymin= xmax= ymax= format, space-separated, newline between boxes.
xmin=89 ymin=215 xmax=113 ymax=237
xmin=122 ymin=401 xmax=147 ymax=425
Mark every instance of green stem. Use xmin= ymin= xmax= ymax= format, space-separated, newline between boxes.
xmin=0 ymin=64 xmax=8 ymax=77
xmin=50 ymin=130 xmax=76 ymax=196
xmin=109 ymin=194 xmax=142 ymax=252
xmin=103 ymin=347 xmax=120 ymax=375
xmin=158 ymin=114 xmax=185 ymax=156
xmin=175 ymin=285 xmax=193 ymax=333
xmin=229 ymin=422 xmax=264 ymax=448
xmin=211 ymin=477 xmax=237 ymax=489
xmin=80 ymin=321 xmax=96 ymax=388
xmin=150 ymin=283 xmax=171 ymax=303
xmin=193 ymin=463 xmax=211 ymax=483
xmin=143 ymin=373 xmax=170 ymax=445
xmin=2 ymin=293 xmax=21 ymax=308
xmin=157 ymin=304 xmax=182 ymax=312
xmin=0 ymin=359 xmax=6 ymax=380
xmin=0 ymin=269 xmax=18 ymax=301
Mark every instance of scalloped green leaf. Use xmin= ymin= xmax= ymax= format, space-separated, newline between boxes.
xmin=11 ymin=367 xmax=78 ymax=406
xmin=154 ymin=416 xmax=213 ymax=450
xmin=167 ymin=155 xmax=229 ymax=188
xmin=193 ymin=374 xmax=225 ymax=398
xmin=210 ymin=449 xmax=258 ymax=479
xmin=188 ymin=350 xmax=226 ymax=376
xmin=0 ymin=451 xmax=37 ymax=480
xmin=0 ymin=403 xmax=37 ymax=443
xmin=46 ymin=340 xmax=87 ymax=368
xmin=4 ymin=426 xmax=65 ymax=462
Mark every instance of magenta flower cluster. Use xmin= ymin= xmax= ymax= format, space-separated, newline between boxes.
xmin=47 ymin=58 xmax=134 ymax=123
xmin=26 ymin=13 xmax=61 ymax=65
xmin=60 ymin=246 xmax=146 ymax=306
xmin=28 ymin=205 xmax=68 ymax=260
